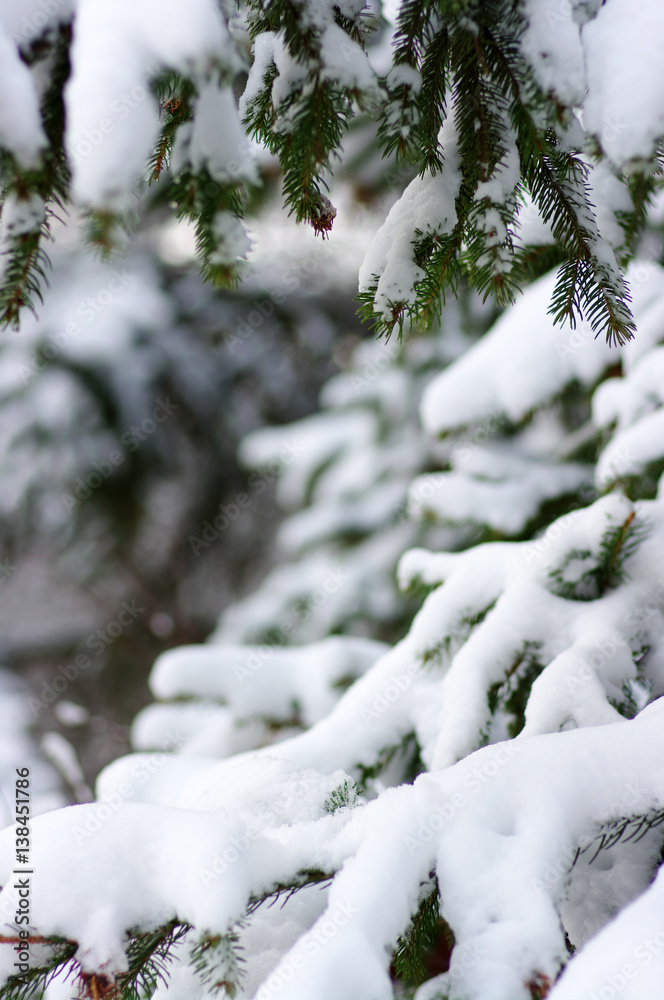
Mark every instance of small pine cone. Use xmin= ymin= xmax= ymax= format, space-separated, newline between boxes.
xmin=311 ymin=196 xmax=337 ymax=239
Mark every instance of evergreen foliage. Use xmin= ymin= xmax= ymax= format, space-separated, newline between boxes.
xmin=391 ymin=878 xmax=452 ymax=988
xmin=2 ymin=1 xmax=663 ymax=340
xmin=5 ymin=3 xmax=664 ymax=1000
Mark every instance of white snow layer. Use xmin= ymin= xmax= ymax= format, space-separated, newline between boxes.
xmin=420 ymin=260 xmax=664 ymax=435
xmin=148 ymin=636 xmax=388 ymax=730
xmin=408 ymin=445 xmax=590 ymax=535
xmin=0 ymin=21 xmax=46 ymax=166
xmin=0 ymin=482 xmax=664 ymax=1000
xmin=65 ymin=0 xmax=238 ymax=205
xmin=582 ymin=0 xmax=664 ymax=167
xmin=358 ymin=114 xmax=461 ymax=320
xmin=520 ymin=0 xmax=664 ymax=167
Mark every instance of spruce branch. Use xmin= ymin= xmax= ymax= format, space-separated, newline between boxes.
xmin=81 ymin=208 xmax=131 ymax=259
xmin=360 ymin=0 xmax=641 ymax=344
xmin=243 ymin=0 xmax=380 ymax=237
xmin=0 ymin=934 xmax=78 ymax=1000
xmin=378 ymin=3 xmax=449 ymax=171
xmin=391 ymin=877 xmax=454 ymax=987
xmin=190 ymin=931 xmax=245 ymax=997
xmin=483 ymin=21 xmax=636 ymax=345
xmin=0 ymin=24 xmax=71 ymax=329
xmin=356 ymin=731 xmax=422 ymax=792
xmin=575 ymin=806 xmax=664 ymax=866
xmin=547 ymin=512 xmax=650 ymax=601
xmin=246 ymin=870 xmax=335 ymax=917
xmin=0 ymin=226 xmax=52 ymax=327
xmin=323 ymin=778 xmax=360 ymax=814
xmin=244 ymin=67 xmax=350 ymax=235
xmin=486 ymin=641 xmax=544 ymax=738
xmin=112 ymin=921 xmax=189 ymax=1000
xmin=617 ymin=157 xmax=664 ymax=264
xmin=148 ymin=75 xmax=195 ymax=184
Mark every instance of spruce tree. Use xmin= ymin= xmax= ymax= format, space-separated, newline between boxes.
xmin=1 ymin=0 xmax=659 ymax=341
xmin=2 ymin=3 xmax=664 ymax=1000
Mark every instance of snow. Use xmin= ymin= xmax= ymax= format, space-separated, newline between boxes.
xmin=209 ymin=211 xmax=253 ymax=266
xmin=4 ymin=278 xmax=664 ymax=998
xmin=582 ymin=0 xmax=664 ymax=167
xmin=520 ymin=0 xmax=587 ymax=106
xmin=241 ymin=0 xmax=380 ymax=112
xmin=148 ymin=636 xmax=388 ymax=730
xmin=240 ymin=32 xmax=279 ymax=118
xmin=65 ymin=0 xmax=238 ymax=206
xmin=0 ymin=669 xmax=64 ymax=822
xmin=0 ymin=193 xmax=45 ymax=237
xmin=0 ymin=23 xmax=46 ymax=167
xmin=53 ymin=700 xmax=89 ymax=727
xmin=420 ymin=260 xmax=664 ymax=437
xmin=318 ymin=22 xmax=382 ymax=101
xmin=131 ymin=702 xmax=268 ymax=759
xmin=173 ymin=83 xmax=257 ymax=186
xmin=358 ymin=113 xmax=461 ymax=320
xmin=239 ymin=410 xmax=378 ymax=510
xmin=0 ymin=755 xmax=352 ymax=975
xmin=6 ymin=700 xmax=664 ymax=1000
xmin=593 ymin=345 xmax=664 ymax=485
xmin=596 ymin=408 xmax=664 ymax=487
xmin=213 ymin=329 xmax=458 ymax=646
xmin=551 ymin=852 xmax=664 ymax=999
xmin=0 ymin=0 xmax=73 ymax=43
xmin=520 ymin=0 xmax=664 ymax=168
xmin=420 ymin=268 xmax=611 ymax=434
xmin=0 ymin=246 xmax=192 ymax=541
xmin=4 ymin=4 xmax=664 ymax=994
xmin=41 ymin=731 xmax=92 ymax=802
xmin=213 ymin=521 xmax=419 ymax=645
xmin=408 ymin=446 xmax=590 ymax=535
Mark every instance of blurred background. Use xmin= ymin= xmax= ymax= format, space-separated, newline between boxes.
xmin=0 ymin=84 xmax=435 ymax=808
